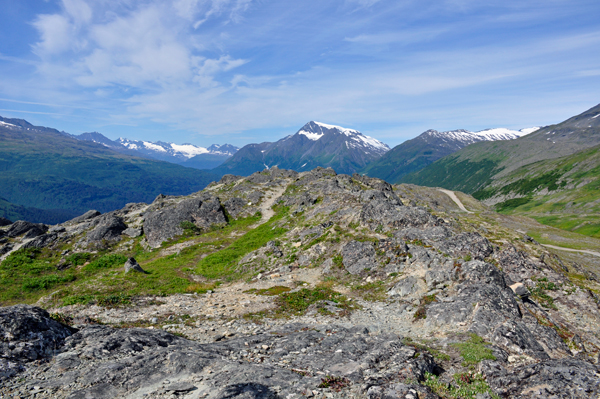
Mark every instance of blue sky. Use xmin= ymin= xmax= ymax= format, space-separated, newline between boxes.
xmin=1 ymin=0 xmax=599 ymax=147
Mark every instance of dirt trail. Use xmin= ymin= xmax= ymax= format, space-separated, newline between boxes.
xmin=254 ymin=181 xmax=290 ymax=225
xmin=542 ymin=244 xmax=600 ymax=258
xmin=438 ymin=188 xmax=474 ymax=213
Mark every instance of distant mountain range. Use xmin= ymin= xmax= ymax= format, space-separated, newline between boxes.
xmin=213 ymin=121 xmax=390 ymax=176
xmin=0 ymin=116 xmax=218 ymax=224
xmin=401 ymin=103 xmax=600 ymax=237
xmin=73 ymin=132 xmax=238 ymax=170
xmin=361 ymin=127 xmax=538 ymax=183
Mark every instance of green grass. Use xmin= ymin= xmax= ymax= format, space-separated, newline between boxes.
xmin=452 ymin=334 xmax=496 ymax=366
xmin=196 ymin=206 xmax=289 ymax=280
xmin=423 ymin=372 xmax=500 ymax=399
xmin=0 ymin=211 xmax=278 ymax=306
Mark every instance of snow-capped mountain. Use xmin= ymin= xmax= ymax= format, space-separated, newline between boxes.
xmin=362 ymin=126 xmax=538 ymax=183
xmin=213 ymin=121 xmax=390 ymax=176
xmin=74 ymin=132 xmax=238 ymax=170
xmin=116 ymin=138 xmax=238 ymax=161
xmin=426 ymin=127 xmax=539 ymax=145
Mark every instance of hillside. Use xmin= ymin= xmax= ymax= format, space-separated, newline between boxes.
xmin=474 ymin=144 xmax=600 ymax=237
xmin=0 ymin=117 xmax=218 ymax=223
xmin=213 ymin=121 xmax=389 ymax=176
xmin=0 ymin=167 xmax=598 ymax=398
xmin=361 ymin=127 xmax=536 ymax=183
xmin=401 ymin=103 xmax=600 ymax=193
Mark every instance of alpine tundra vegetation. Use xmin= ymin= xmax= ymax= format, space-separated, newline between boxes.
xmin=0 ymin=167 xmax=598 ymax=398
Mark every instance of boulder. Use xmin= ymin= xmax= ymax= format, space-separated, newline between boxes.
xmin=223 ymin=197 xmax=246 ymax=219
xmin=124 ymin=258 xmax=147 ymax=274
xmin=86 ymin=214 xmax=127 ymax=243
xmin=389 ymin=276 xmax=427 ymax=298
xmin=143 ymin=196 xmax=227 ymax=248
xmin=6 ymin=221 xmax=48 ymax=238
xmin=67 ymin=210 xmax=101 ymax=225
xmin=22 ymin=232 xmax=59 ymax=249
xmin=509 ymin=282 xmax=529 ymax=298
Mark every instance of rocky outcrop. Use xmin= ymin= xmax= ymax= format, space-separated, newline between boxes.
xmin=0 ymin=305 xmax=74 ymax=380
xmin=1 ymin=315 xmax=438 ymax=398
xmin=85 ymin=214 xmax=127 ymax=244
xmin=124 ymin=257 xmax=147 ymax=274
xmin=342 ymin=240 xmax=378 ymax=274
xmin=0 ymin=217 xmax=12 ymax=227
xmin=143 ymin=195 xmax=227 ymax=248
xmin=66 ymin=210 xmax=101 ymax=225
xmin=6 ymin=221 xmax=48 ymax=238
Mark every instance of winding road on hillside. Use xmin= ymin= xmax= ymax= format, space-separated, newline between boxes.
xmin=438 ymin=188 xmax=600 ymax=258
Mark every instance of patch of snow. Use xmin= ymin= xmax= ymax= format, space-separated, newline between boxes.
xmin=518 ymin=127 xmax=540 ymax=135
xmin=123 ymin=143 xmax=139 ymax=150
xmin=143 ymin=142 xmax=167 ymax=152
xmin=170 ymin=143 xmax=208 ymax=158
xmin=299 ymin=130 xmax=325 ymax=141
xmin=301 ymin=163 xmax=307 ymax=167
xmin=592 ymin=113 xmax=600 ymax=119
xmin=0 ymin=121 xmax=17 ymax=128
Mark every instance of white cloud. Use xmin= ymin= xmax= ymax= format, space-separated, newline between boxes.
xmin=31 ymin=14 xmax=73 ymax=56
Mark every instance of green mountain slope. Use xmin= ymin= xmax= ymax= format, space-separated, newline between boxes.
xmin=401 ymin=103 xmax=600 ymax=193
xmin=475 ymin=144 xmax=600 ymax=238
xmin=0 ymin=117 xmax=218 ymax=223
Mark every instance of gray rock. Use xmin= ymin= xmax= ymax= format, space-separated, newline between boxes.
xmin=124 ymin=258 xmax=147 ymax=274
xmin=86 ymin=214 xmax=127 ymax=243
xmin=67 ymin=210 xmax=101 ymax=224
xmin=481 ymin=358 xmax=600 ymax=398
xmin=342 ymin=240 xmax=378 ymax=274
xmin=122 ymin=227 xmax=142 ymax=238
xmin=6 ymin=221 xmax=48 ymax=238
xmin=389 ymin=276 xmax=426 ymax=298
xmin=0 ymin=305 xmax=74 ymax=380
xmin=143 ymin=196 xmax=227 ymax=248
xmin=219 ymin=174 xmax=242 ymax=184
xmin=223 ymin=197 xmax=247 ymax=219
xmin=22 ymin=232 xmax=59 ymax=249
xmin=165 ymin=382 xmax=196 ymax=392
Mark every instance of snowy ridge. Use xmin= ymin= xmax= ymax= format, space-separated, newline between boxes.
xmin=298 ymin=121 xmax=390 ymax=154
xmin=117 ymin=138 xmax=237 ymax=159
xmin=427 ymin=127 xmax=539 ymax=145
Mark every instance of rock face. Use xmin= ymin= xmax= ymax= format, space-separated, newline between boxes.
xmin=342 ymin=240 xmax=377 ymax=274
xmin=0 ymin=305 xmax=74 ymax=380
xmin=143 ymin=195 xmax=227 ymax=248
xmin=0 ymin=217 xmax=12 ymax=226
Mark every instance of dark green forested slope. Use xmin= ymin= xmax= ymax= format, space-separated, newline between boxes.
xmin=0 ymin=117 xmax=218 ymax=223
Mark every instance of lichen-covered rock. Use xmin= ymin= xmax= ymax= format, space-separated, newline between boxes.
xmin=481 ymin=357 xmax=600 ymax=398
xmin=143 ymin=196 xmax=227 ymax=248
xmin=342 ymin=240 xmax=378 ymax=274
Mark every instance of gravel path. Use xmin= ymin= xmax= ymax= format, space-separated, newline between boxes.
xmin=437 ymin=188 xmax=474 ymax=213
